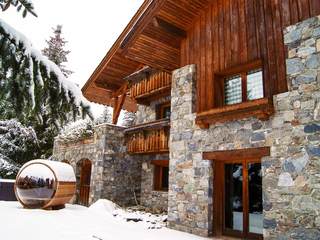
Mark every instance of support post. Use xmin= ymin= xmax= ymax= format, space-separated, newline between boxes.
xmin=112 ymin=84 xmax=128 ymax=124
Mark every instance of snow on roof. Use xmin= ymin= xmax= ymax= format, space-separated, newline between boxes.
xmin=20 ymin=159 xmax=76 ymax=182
xmin=0 ymin=18 xmax=90 ymax=107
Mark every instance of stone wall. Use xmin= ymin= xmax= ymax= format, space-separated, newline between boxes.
xmin=53 ymin=124 xmax=141 ymax=206
xmin=139 ymin=154 xmax=169 ymax=212
xmin=53 ymin=126 xmax=103 ymax=204
xmin=167 ymin=15 xmax=320 ymax=239
xmin=168 ymin=65 xmax=213 ymax=237
xmin=135 ymin=96 xmax=170 ymax=124
xmin=134 ymin=97 xmax=170 ymax=212
xmin=100 ymin=125 xmax=141 ymax=206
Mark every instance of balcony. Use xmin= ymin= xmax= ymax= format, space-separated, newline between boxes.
xmin=128 ymin=68 xmax=172 ymax=105
xmin=125 ymin=119 xmax=170 ymax=154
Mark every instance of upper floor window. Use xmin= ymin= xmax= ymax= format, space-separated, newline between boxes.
xmin=156 ymin=102 xmax=171 ymax=120
xmin=196 ymin=60 xmax=273 ymax=128
xmin=224 ymin=69 xmax=264 ymax=106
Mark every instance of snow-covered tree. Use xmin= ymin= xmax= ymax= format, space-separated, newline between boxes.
xmin=56 ymin=119 xmax=93 ymax=144
xmin=95 ymin=106 xmax=112 ymax=125
xmin=42 ymin=25 xmax=73 ymax=77
xmin=0 ymin=119 xmax=38 ymax=178
xmin=0 ymin=15 xmax=91 ymax=125
xmin=122 ymin=111 xmax=136 ymax=127
xmin=0 ymin=4 xmax=92 ymax=158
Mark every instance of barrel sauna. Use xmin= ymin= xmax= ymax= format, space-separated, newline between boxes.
xmin=15 ymin=160 xmax=76 ymax=209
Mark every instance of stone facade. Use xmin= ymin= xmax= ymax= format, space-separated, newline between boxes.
xmin=134 ymin=96 xmax=170 ymax=212
xmin=53 ymin=15 xmax=320 ymax=239
xmin=135 ymin=96 xmax=170 ymax=124
xmin=53 ymin=124 xmax=141 ymax=206
xmin=53 ymin=100 xmax=170 ymax=211
xmin=139 ymin=154 xmax=169 ymax=212
xmin=167 ymin=16 xmax=320 ymax=239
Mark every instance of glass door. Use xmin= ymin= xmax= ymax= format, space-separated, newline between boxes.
xmin=215 ymin=159 xmax=263 ymax=239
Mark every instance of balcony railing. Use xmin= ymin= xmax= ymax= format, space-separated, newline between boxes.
xmin=129 ymin=71 xmax=172 ymax=104
xmin=125 ymin=119 xmax=170 ymax=154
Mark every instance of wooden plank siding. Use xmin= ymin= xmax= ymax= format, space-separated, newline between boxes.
xmin=180 ymin=0 xmax=320 ymax=112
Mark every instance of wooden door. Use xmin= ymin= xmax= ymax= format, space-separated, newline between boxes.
xmin=214 ymin=159 xmax=263 ymax=239
xmin=79 ymin=160 xmax=92 ymax=206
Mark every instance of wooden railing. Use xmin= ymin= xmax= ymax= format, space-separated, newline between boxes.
xmin=129 ymin=71 xmax=171 ymax=103
xmin=125 ymin=119 xmax=170 ymax=154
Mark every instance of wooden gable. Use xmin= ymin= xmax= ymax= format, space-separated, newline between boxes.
xmin=83 ymin=0 xmax=320 ymax=117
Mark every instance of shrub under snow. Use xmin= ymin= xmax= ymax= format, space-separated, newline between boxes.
xmin=0 ymin=119 xmax=38 ymax=178
xmin=56 ymin=119 xmax=93 ymax=143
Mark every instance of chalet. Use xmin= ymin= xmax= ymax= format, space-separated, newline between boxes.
xmin=53 ymin=1 xmax=320 ymax=239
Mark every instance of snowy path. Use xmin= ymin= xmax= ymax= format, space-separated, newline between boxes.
xmin=0 ymin=201 xmax=209 ymax=240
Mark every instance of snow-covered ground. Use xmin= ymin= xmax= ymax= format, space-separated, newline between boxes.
xmin=0 ymin=200 xmax=208 ymax=240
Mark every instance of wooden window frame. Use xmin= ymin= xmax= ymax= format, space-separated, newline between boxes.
xmin=216 ymin=60 xmax=264 ymax=105
xmin=156 ymin=102 xmax=171 ymax=120
xmin=203 ymin=147 xmax=269 ymax=239
xmin=151 ymin=160 xmax=169 ymax=192
xmin=196 ymin=60 xmax=274 ymax=128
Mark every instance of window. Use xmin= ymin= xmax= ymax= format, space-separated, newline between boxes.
xmin=152 ymin=160 xmax=169 ymax=191
xmin=224 ymin=69 xmax=264 ymax=106
xmin=156 ymin=102 xmax=171 ymax=120
xmin=195 ymin=60 xmax=273 ymax=128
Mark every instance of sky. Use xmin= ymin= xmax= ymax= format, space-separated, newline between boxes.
xmin=0 ymin=0 xmax=144 ymax=117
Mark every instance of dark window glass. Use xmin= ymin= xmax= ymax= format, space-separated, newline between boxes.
xmin=248 ymin=163 xmax=263 ymax=234
xmin=163 ymin=106 xmax=171 ymax=119
xmin=224 ymin=163 xmax=243 ymax=232
xmin=161 ymin=166 xmax=169 ymax=190
xmin=224 ymin=75 xmax=242 ymax=105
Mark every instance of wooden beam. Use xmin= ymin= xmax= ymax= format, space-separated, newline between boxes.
xmin=124 ymin=66 xmax=157 ymax=85
xmin=203 ymin=147 xmax=270 ymax=161
xmin=112 ymin=84 xmax=128 ymax=124
xmin=112 ymin=83 xmax=128 ymax=98
xmin=151 ymin=160 xmax=169 ymax=167
xmin=119 ymin=0 xmax=166 ymax=50
xmin=94 ymin=81 xmax=121 ymax=91
xmin=124 ymin=119 xmax=170 ymax=134
xmin=152 ymin=17 xmax=187 ymax=38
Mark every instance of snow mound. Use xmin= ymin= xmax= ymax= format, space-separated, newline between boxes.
xmin=89 ymin=199 xmax=168 ymax=230
xmin=0 ymin=201 xmax=207 ymax=240
xmin=88 ymin=199 xmax=118 ymax=215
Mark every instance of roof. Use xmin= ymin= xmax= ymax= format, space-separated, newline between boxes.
xmin=82 ymin=0 xmax=212 ymax=112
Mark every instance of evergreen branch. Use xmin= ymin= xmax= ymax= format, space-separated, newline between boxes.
xmin=0 ymin=0 xmax=37 ymax=18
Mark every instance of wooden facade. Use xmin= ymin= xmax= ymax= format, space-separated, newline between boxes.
xmin=181 ymin=0 xmax=320 ymax=113
xmin=83 ymin=0 xmax=320 ymax=122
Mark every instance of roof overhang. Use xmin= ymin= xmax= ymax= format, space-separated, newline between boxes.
xmin=82 ymin=0 xmax=213 ymax=111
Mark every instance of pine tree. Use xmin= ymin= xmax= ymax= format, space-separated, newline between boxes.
xmin=0 ymin=20 xmax=91 ymax=128
xmin=122 ymin=111 xmax=136 ymax=127
xmin=42 ymin=25 xmax=73 ymax=77
xmin=95 ymin=107 xmax=112 ymax=124
xmin=0 ymin=7 xmax=92 ymax=159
